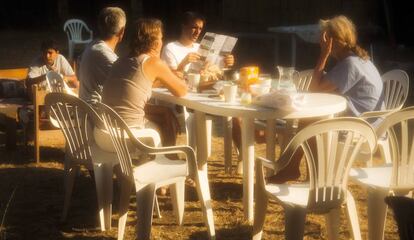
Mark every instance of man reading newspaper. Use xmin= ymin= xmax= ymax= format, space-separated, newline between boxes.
xmin=161 ymin=11 xmax=236 ymax=84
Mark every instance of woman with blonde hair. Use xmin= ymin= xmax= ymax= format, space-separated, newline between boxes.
xmin=267 ymin=16 xmax=384 ymax=184
xmin=102 ymin=18 xmax=187 ymax=147
xmin=311 ymin=15 xmax=384 ymax=116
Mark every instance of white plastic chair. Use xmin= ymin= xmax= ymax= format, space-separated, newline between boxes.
xmin=45 ymin=71 xmax=77 ymax=96
xmin=350 ymin=106 xmax=414 ymax=240
xmin=45 ymin=92 xmax=118 ymax=231
xmin=45 ymin=71 xmax=77 ymax=128
xmin=360 ymin=69 xmax=410 ymax=164
xmin=92 ymin=102 xmax=215 ymax=240
xmin=63 ymin=19 xmax=93 ymax=61
xmin=253 ymin=117 xmax=377 ymax=240
xmin=255 ymin=69 xmax=314 ymax=155
xmin=382 ymin=69 xmax=409 ymax=111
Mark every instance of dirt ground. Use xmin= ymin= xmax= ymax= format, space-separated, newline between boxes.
xmin=0 ymin=120 xmax=399 ymax=240
xmin=0 ymin=29 xmax=404 ymax=239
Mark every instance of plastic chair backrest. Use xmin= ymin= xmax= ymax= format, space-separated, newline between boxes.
xmin=63 ymin=19 xmax=92 ymax=41
xmin=45 ymin=71 xmax=77 ymax=96
xmin=46 ymin=71 xmax=66 ymax=93
xmin=45 ymin=92 xmax=102 ymax=165
xmin=276 ymin=117 xmax=377 ymax=212
xmin=93 ymin=102 xmax=160 ymax=178
xmin=382 ymin=69 xmax=409 ymax=111
xmin=376 ymin=106 xmax=414 ymax=188
xmin=295 ymin=69 xmax=313 ymax=91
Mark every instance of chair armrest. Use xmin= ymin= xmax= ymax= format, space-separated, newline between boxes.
xmin=255 ymin=156 xmax=276 ymax=192
xmin=256 ymin=156 xmax=276 ymax=170
xmin=131 ymin=128 xmax=161 ymax=147
xmin=359 ymin=110 xmax=395 ymax=120
xmin=146 ymin=145 xmax=199 ymax=177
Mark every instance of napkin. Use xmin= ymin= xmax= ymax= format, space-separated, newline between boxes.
xmin=253 ymin=89 xmax=306 ymax=111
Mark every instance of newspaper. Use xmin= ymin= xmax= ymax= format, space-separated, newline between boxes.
xmin=189 ymin=32 xmax=237 ymax=73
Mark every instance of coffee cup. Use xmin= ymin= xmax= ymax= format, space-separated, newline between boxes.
xmin=223 ymin=84 xmax=238 ymax=103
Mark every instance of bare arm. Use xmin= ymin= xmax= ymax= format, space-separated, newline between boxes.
xmin=63 ymin=75 xmax=79 ymax=88
xmin=145 ymin=57 xmax=188 ymax=97
xmin=176 ymin=52 xmax=201 ymax=72
xmin=310 ymin=31 xmax=337 ymax=92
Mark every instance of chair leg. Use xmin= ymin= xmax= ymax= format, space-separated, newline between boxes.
xmin=367 ymin=189 xmax=388 ymax=240
xmin=252 ymin=191 xmax=268 ymax=240
xmin=194 ymin=169 xmax=216 ymax=239
xmin=93 ymin=163 xmax=114 ymax=231
xmin=170 ymin=180 xmax=185 ymax=225
xmin=378 ymin=139 xmax=392 ymax=164
xmin=117 ymin=175 xmax=133 ymax=240
xmin=325 ymin=208 xmax=341 ymax=240
xmin=136 ymin=184 xmax=157 ymax=240
xmin=345 ymin=192 xmax=362 ymax=240
xmin=284 ymin=206 xmax=306 ymax=240
xmin=61 ymin=164 xmax=79 ymax=222
xmin=68 ymin=42 xmax=74 ymax=61
xmin=154 ymin=195 xmax=162 ymax=218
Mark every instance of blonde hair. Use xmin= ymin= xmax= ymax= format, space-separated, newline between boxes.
xmin=319 ymin=15 xmax=369 ymax=60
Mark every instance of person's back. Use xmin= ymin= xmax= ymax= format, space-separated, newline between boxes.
xmin=326 ymin=55 xmax=383 ymax=116
xmin=102 ymin=54 xmax=152 ymax=128
xmin=79 ymin=40 xmax=117 ymax=103
xmin=102 ymin=18 xmax=187 ymax=147
xmin=78 ymin=7 xmax=126 ymax=103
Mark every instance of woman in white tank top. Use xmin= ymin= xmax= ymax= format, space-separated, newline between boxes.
xmin=102 ymin=18 xmax=187 ymax=147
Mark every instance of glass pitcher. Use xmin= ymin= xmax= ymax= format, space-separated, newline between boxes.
xmin=276 ymin=66 xmax=299 ymax=93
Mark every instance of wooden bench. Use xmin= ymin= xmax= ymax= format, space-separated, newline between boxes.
xmin=0 ymin=68 xmax=29 ymax=149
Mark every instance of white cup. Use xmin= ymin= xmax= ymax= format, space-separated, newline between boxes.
xmin=223 ymin=84 xmax=238 ymax=103
xmin=187 ymin=73 xmax=200 ymax=91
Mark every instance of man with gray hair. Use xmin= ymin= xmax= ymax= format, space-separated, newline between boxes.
xmin=79 ymin=7 xmax=126 ymax=103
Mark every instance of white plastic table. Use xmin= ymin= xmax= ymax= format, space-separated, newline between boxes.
xmin=152 ymin=88 xmax=347 ymax=222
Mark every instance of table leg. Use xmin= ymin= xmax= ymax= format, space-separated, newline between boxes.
xmin=241 ymin=117 xmax=254 ymax=223
xmin=223 ymin=117 xmax=233 ymax=174
xmin=266 ymin=119 xmax=276 ymax=161
xmin=195 ymin=111 xmax=208 ymax=171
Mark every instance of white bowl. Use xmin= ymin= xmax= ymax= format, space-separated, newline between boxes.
xmin=250 ymin=84 xmax=270 ymax=96
xmin=258 ymin=79 xmax=272 ymax=88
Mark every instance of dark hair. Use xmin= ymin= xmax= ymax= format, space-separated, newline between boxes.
xmin=40 ymin=39 xmax=59 ymax=52
xmin=98 ymin=7 xmax=126 ymax=40
xmin=129 ymin=18 xmax=163 ymax=56
xmin=180 ymin=11 xmax=205 ymax=26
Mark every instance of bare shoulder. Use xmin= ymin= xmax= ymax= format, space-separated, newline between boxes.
xmin=145 ymin=56 xmax=168 ymax=69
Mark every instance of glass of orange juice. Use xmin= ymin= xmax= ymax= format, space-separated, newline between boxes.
xmin=240 ymin=66 xmax=259 ymax=91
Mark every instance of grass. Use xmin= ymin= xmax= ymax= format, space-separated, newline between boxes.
xmin=0 ymin=124 xmax=399 ymax=240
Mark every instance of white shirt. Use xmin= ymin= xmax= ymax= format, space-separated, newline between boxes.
xmin=28 ymin=54 xmax=74 ymax=79
xmin=161 ymin=41 xmax=199 ymax=71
